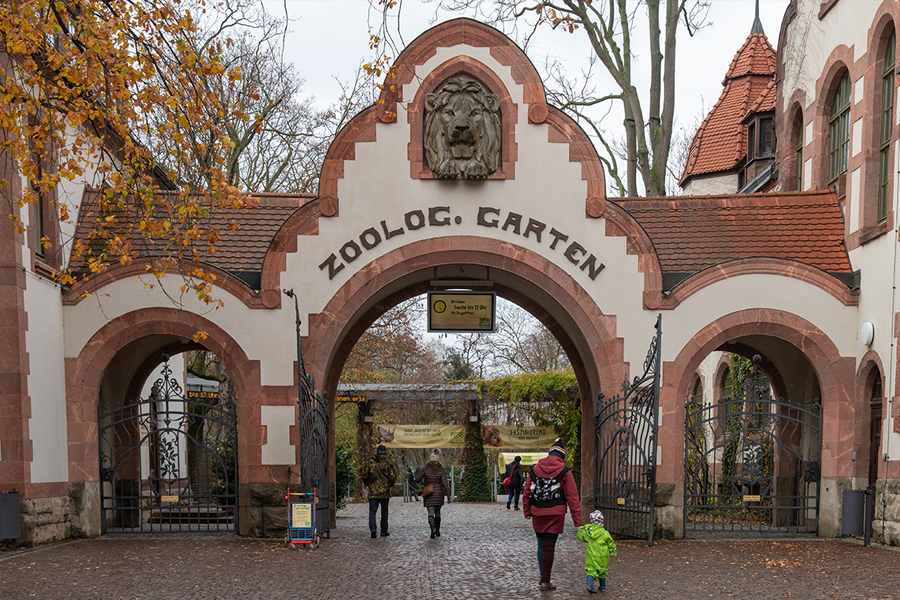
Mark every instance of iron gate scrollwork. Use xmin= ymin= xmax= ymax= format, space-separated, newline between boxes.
xmin=284 ymin=289 xmax=330 ymax=537
xmin=594 ymin=314 xmax=661 ymax=545
xmin=684 ymin=355 xmax=822 ymax=535
xmin=98 ymin=355 xmax=237 ymax=533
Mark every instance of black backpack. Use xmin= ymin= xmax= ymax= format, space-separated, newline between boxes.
xmin=529 ymin=466 xmax=569 ymax=508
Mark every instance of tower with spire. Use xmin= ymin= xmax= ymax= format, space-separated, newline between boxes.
xmin=679 ymin=0 xmax=777 ymax=195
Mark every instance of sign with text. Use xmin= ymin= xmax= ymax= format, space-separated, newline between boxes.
xmin=482 ymin=426 xmax=557 ymax=449
xmin=381 ymin=425 xmax=466 ymax=448
xmin=336 ymin=395 xmax=366 ymax=403
xmin=427 ymin=291 xmax=496 ymax=333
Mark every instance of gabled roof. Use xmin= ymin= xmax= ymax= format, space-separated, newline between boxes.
xmin=614 ymin=190 xmax=852 ymax=276
xmin=70 ymin=190 xmax=307 ymax=288
xmin=679 ymin=32 xmax=776 ymax=186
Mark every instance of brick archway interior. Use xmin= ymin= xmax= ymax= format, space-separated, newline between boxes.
xmin=662 ymin=310 xmax=855 ymax=487
xmin=66 ymin=309 xmax=261 ymax=487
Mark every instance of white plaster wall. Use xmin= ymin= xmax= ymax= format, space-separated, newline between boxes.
xmin=662 ymin=274 xmax=858 ymax=364
xmin=260 ymin=405 xmax=296 ymax=465
xmin=22 ymin=256 xmax=69 ymax=483
xmin=681 ymin=174 xmax=739 ymax=196
xmin=65 ymin=279 xmax=298 ymax=386
xmin=780 ymin=0 xmax=872 ymax=113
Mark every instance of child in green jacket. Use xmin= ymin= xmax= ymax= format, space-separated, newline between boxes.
xmin=577 ymin=510 xmax=617 ymax=593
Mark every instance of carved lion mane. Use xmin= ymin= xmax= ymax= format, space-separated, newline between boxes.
xmin=424 ymin=76 xmax=501 ymax=180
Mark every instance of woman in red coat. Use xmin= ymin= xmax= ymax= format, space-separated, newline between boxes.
xmin=523 ymin=438 xmax=583 ymax=591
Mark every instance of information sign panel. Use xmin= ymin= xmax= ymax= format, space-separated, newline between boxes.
xmin=427 ymin=291 xmax=496 ymax=333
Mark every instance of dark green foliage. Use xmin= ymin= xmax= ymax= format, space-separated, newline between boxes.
xmin=209 ymin=432 xmax=236 ymax=499
xmin=335 ymin=445 xmax=356 ymax=510
xmin=480 ymin=369 xmax=581 ymax=468
xmin=457 ymin=424 xmax=492 ymax=501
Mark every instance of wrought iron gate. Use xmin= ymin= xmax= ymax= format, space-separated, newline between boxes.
xmin=285 ymin=289 xmax=330 ymax=537
xmin=98 ymin=355 xmax=237 ymax=533
xmin=684 ymin=356 xmax=822 ymax=535
xmin=594 ymin=314 xmax=661 ymax=545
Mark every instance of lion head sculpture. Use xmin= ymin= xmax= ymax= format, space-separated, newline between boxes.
xmin=424 ymin=76 xmax=501 ymax=180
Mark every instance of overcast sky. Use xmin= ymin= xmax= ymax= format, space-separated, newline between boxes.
xmin=262 ymin=0 xmax=788 ymax=140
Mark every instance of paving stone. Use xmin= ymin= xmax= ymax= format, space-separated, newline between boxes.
xmin=2 ymin=500 xmax=899 ymax=599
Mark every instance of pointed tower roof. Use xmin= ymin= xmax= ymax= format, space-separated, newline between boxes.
xmin=750 ymin=0 xmax=765 ymax=35
xmin=679 ymin=21 xmax=776 ymax=188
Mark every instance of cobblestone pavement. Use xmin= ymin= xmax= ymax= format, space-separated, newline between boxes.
xmin=2 ymin=500 xmax=900 ymax=599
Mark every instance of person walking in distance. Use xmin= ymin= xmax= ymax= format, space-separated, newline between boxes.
xmin=415 ymin=449 xmax=451 ymax=538
xmin=364 ymin=444 xmax=397 ymax=538
xmin=523 ymin=438 xmax=583 ymax=591
xmin=578 ymin=510 xmax=617 ymax=593
xmin=504 ymin=455 xmax=524 ymax=510
xmin=406 ymin=466 xmax=422 ymax=501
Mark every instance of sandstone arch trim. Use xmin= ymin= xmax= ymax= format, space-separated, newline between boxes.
xmin=61 ymin=261 xmax=269 ymax=309
xmin=296 ymin=236 xmax=624 ymax=395
xmin=601 ymin=201 xmax=664 ymax=309
xmin=376 ymin=18 xmax=547 ymax=124
xmin=659 ymin=308 xmax=853 ymax=485
xmin=662 ymin=257 xmax=859 ymax=308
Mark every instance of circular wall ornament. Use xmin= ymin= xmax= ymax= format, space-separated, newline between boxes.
xmin=860 ymin=322 xmax=875 ymax=346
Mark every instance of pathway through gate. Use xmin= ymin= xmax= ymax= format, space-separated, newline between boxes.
xmin=684 ymin=356 xmax=822 ymax=536
xmin=98 ymin=356 xmax=238 ymax=533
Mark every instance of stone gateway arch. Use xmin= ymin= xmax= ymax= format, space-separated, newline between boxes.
xmin=5 ymin=18 xmax=870 ymax=544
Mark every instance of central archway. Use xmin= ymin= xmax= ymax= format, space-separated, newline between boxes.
xmin=297 ymin=236 xmax=629 ymax=515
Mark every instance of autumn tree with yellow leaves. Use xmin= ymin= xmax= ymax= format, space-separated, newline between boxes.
xmin=0 ymin=0 xmax=270 ymax=304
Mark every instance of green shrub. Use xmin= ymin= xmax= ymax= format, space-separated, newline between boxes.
xmin=457 ymin=424 xmax=492 ymax=501
xmin=335 ymin=445 xmax=356 ymax=510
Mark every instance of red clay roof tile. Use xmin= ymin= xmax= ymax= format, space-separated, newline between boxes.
xmin=70 ymin=190 xmax=306 ymax=281
xmin=615 ymin=190 xmax=852 ymax=274
xmin=680 ymin=32 xmax=776 ymax=186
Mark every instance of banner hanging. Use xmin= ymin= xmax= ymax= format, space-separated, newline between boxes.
xmin=379 ymin=425 xmax=465 ymax=448
xmin=481 ymin=425 xmax=557 ymax=449
xmin=378 ymin=424 xmax=556 ymax=449
xmin=499 ymin=452 xmax=549 ymax=470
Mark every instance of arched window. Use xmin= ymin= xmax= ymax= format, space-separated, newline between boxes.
xmin=879 ymin=32 xmax=895 ymax=223
xmin=828 ymin=72 xmax=851 ymax=181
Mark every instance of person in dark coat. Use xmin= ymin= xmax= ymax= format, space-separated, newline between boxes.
xmin=523 ymin=438 xmax=583 ymax=591
xmin=364 ymin=444 xmax=397 ymax=538
xmin=414 ymin=449 xmax=451 ymax=538
xmin=406 ymin=466 xmax=421 ymax=501
xmin=504 ymin=455 xmax=524 ymax=510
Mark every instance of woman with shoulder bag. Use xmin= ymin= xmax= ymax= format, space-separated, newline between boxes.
xmin=504 ymin=455 xmax=524 ymax=510
xmin=415 ymin=449 xmax=451 ymax=538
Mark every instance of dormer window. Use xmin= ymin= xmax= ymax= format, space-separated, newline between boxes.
xmin=747 ymin=116 xmax=774 ymax=161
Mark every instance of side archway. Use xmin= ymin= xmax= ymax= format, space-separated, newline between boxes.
xmin=662 ymin=309 xmax=854 ymax=538
xmin=65 ymin=308 xmax=266 ymax=535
